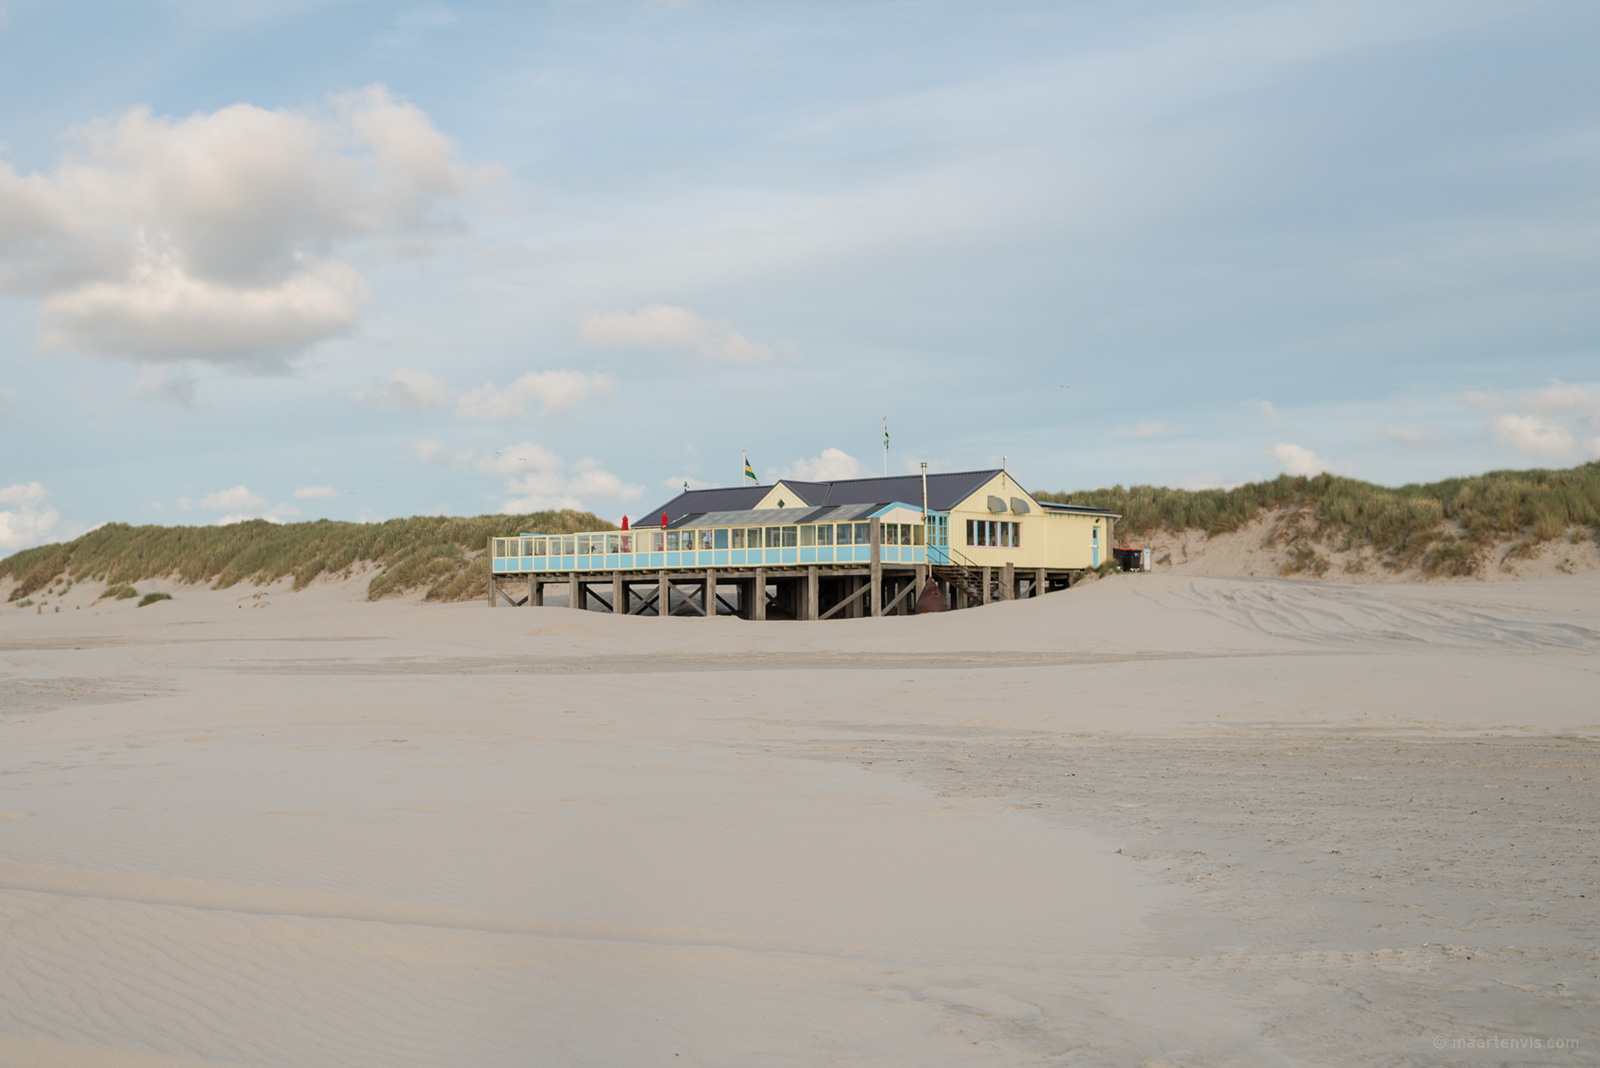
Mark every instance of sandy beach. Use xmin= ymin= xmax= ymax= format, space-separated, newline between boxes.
xmin=2 ymin=573 xmax=1597 ymax=1066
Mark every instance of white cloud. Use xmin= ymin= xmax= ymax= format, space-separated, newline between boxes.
xmin=1272 ymin=442 xmax=1337 ymax=477
xmin=1122 ymin=420 xmax=1171 ymax=438
xmin=443 ymin=439 xmax=646 ymax=513
xmin=199 ymin=485 xmax=267 ymax=511
xmin=1247 ymin=400 xmax=1280 ymax=420
xmin=1487 ymin=413 xmax=1576 ymax=459
xmin=0 ymin=481 xmax=47 ymax=505
xmin=0 ymin=85 xmax=488 ymax=366
xmin=778 ymin=447 xmax=871 ymax=482
xmin=577 ymin=304 xmax=778 ymax=364
xmin=0 ymin=482 xmax=61 ymax=550
xmin=293 ymin=485 xmax=339 ymax=499
xmin=214 ymin=504 xmax=300 ymax=526
xmin=354 ymin=368 xmax=450 ymax=414
xmin=1468 ymin=382 xmax=1600 ymax=461
xmin=1521 ymin=380 xmax=1600 ymax=426
xmin=457 ymin=370 xmax=614 ymax=420
xmin=1380 ymin=426 xmax=1425 ymax=446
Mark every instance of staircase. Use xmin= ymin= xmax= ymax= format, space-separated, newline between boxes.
xmin=931 ymin=551 xmax=991 ymax=605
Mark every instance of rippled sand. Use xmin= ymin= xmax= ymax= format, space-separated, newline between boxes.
xmin=2 ymin=573 xmax=1597 ymax=1066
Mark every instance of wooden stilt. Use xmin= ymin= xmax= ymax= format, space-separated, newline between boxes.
xmin=869 ymin=520 xmax=883 ymax=617
xmin=1002 ymin=562 xmax=1015 ymax=601
xmin=705 ymin=568 xmax=716 ymax=618
xmin=981 ymin=567 xmax=992 ymax=605
xmin=1034 ymin=567 xmax=1047 ymax=597
xmin=658 ymin=571 xmax=670 ymax=619
xmin=570 ymin=573 xmax=583 ymax=611
xmin=806 ymin=567 xmax=819 ymax=621
xmin=613 ymin=571 xmax=625 ymax=615
xmin=753 ymin=568 xmax=767 ymax=621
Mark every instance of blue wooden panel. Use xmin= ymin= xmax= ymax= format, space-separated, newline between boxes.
xmin=560 ymin=556 xmax=574 ymax=569
xmin=713 ymin=551 xmax=728 ymax=566
xmin=799 ymin=548 xmax=816 ymax=564
xmin=648 ymin=553 xmax=662 ymax=567
xmin=731 ymin=549 xmax=746 ymax=566
xmin=884 ymin=548 xmax=898 ymax=563
xmin=575 ymin=555 xmax=591 ymax=570
xmin=620 ymin=554 xmax=633 ymax=568
xmin=699 ymin=551 xmax=713 ymax=566
xmin=521 ymin=557 xmax=532 ymax=572
xmin=493 ymin=558 xmax=506 ymax=572
xmin=818 ymin=548 xmax=833 ymax=563
xmin=665 ymin=552 xmax=679 ymax=567
xmin=782 ymin=548 xmax=797 ymax=564
xmin=765 ymin=548 xmax=779 ymax=565
xmin=535 ymin=557 xmax=547 ymax=571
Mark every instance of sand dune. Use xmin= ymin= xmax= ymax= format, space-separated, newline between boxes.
xmin=1 ymin=572 xmax=1596 ymax=1065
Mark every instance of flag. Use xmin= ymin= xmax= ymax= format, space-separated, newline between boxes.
xmin=743 ymin=452 xmax=758 ymax=486
xmin=883 ymin=418 xmax=889 ymax=450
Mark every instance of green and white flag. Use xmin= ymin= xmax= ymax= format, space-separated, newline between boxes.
xmin=743 ymin=452 xmax=758 ymax=486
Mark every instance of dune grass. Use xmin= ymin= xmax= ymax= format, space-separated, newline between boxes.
xmin=1038 ymin=462 xmax=1600 ymax=575
xmin=1 ymin=510 xmax=611 ymax=603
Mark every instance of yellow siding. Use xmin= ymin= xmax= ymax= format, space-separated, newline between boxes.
xmin=945 ymin=471 xmax=1109 ymax=570
xmin=752 ymin=482 xmax=807 ymax=510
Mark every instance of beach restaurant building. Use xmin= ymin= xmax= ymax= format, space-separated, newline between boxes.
xmin=487 ymin=468 xmax=1119 ymax=619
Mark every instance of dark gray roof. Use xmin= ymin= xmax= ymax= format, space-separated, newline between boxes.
xmin=635 ymin=469 xmax=1002 ymax=525
xmin=632 ymin=484 xmax=769 ymax=526
xmin=807 ymin=470 xmax=999 ymax=510
xmin=670 ymin=502 xmax=886 ymax=529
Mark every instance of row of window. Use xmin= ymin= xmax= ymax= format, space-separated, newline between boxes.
xmin=494 ymin=522 xmax=926 ymax=559
xmin=967 ymin=519 xmax=1022 ymax=548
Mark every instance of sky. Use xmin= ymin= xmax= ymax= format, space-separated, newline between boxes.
xmin=2 ymin=0 xmax=1599 ymax=548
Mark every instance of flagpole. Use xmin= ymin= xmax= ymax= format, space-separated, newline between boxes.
xmin=883 ymin=416 xmax=888 ymax=476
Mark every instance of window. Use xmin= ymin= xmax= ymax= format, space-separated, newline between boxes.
xmin=900 ymin=523 xmax=912 ymax=545
xmin=782 ymin=526 xmax=798 ymax=547
xmin=912 ymin=524 xmax=924 ymax=546
xmin=816 ymin=523 xmax=833 ymax=546
xmin=883 ymin=524 xmax=898 ymax=546
xmin=534 ymin=538 xmax=547 ymax=556
xmin=800 ymin=525 xmax=816 ymax=547
xmin=576 ymin=535 xmax=592 ymax=554
xmin=836 ymin=523 xmax=852 ymax=545
xmin=621 ymin=533 xmax=632 ymax=553
xmin=562 ymin=536 xmax=576 ymax=555
xmin=1000 ymin=523 xmax=1011 ymax=548
xmin=766 ymin=527 xmax=781 ymax=548
xmin=854 ymin=522 xmax=870 ymax=545
xmin=714 ymin=528 xmax=729 ymax=549
xmin=607 ymin=534 xmax=621 ymax=553
xmin=747 ymin=527 xmax=761 ymax=548
xmin=966 ymin=519 xmax=975 ymax=546
xmin=731 ymin=528 xmax=745 ymax=549
xmin=650 ymin=531 xmax=664 ymax=552
xmin=1013 ymin=524 xmax=1021 ymax=547
xmin=699 ymin=530 xmax=713 ymax=550
xmin=665 ymin=531 xmax=680 ymax=551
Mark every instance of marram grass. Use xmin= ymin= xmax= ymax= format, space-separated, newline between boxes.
xmin=1040 ymin=462 xmax=1600 ymax=576
xmin=1 ymin=510 xmax=610 ymax=603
